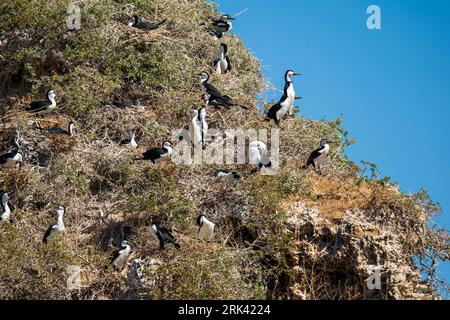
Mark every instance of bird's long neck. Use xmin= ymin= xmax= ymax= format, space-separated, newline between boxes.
xmin=1 ymin=197 xmax=9 ymax=214
xmin=48 ymin=95 xmax=56 ymax=108
xmin=57 ymin=213 xmax=64 ymax=228
xmin=322 ymin=144 xmax=330 ymax=153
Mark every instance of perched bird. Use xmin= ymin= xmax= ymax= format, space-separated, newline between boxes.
xmin=128 ymin=15 xmax=166 ymax=31
xmin=27 ymin=90 xmax=57 ymax=112
xmin=214 ymin=43 xmax=231 ymax=74
xmin=137 ymin=141 xmax=173 ymax=164
xmin=150 ymin=224 xmax=180 ymax=250
xmin=111 ymin=240 xmax=131 ymax=271
xmin=189 ymin=108 xmax=208 ymax=148
xmin=39 ymin=121 xmax=75 ymax=136
xmin=112 ymin=98 xmax=142 ymax=109
xmin=0 ymin=192 xmax=11 ymax=225
xmin=43 ymin=205 xmax=66 ymax=244
xmin=303 ymin=139 xmax=333 ymax=170
xmin=266 ymin=70 xmax=301 ymax=125
xmin=249 ymin=141 xmax=271 ymax=171
xmin=120 ymin=132 xmax=138 ymax=149
xmin=196 ymin=214 xmax=215 ymax=241
xmin=213 ymin=169 xmax=240 ymax=183
xmin=209 ymin=14 xmax=234 ymax=38
xmin=200 ymin=71 xmax=233 ymax=109
xmin=0 ymin=149 xmax=23 ymax=168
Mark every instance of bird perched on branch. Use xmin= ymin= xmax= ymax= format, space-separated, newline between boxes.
xmin=128 ymin=15 xmax=166 ymax=31
xmin=214 ymin=43 xmax=231 ymax=74
xmin=303 ymin=139 xmax=333 ymax=170
xmin=266 ymin=70 xmax=301 ymax=125
xmin=137 ymin=141 xmax=173 ymax=164
xmin=200 ymin=72 xmax=233 ymax=109
xmin=150 ymin=224 xmax=180 ymax=250
xmin=209 ymin=14 xmax=234 ymax=38
xmin=27 ymin=90 xmax=57 ymax=113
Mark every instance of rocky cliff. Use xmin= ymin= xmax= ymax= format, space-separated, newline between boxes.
xmin=0 ymin=0 xmax=448 ymax=299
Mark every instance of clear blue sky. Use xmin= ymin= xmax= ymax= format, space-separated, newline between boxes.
xmin=214 ymin=0 xmax=450 ymax=292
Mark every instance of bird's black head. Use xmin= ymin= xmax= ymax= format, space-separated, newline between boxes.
xmin=196 ymin=214 xmax=205 ymax=226
xmin=221 ymin=14 xmax=235 ymax=21
xmin=200 ymin=71 xmax=210 ymax=83
xmin=220 ymin=43 xmax=228 ymax=54
xmin=285 ymin=70 xmax=301 ymax=82
xmin=320 ymin=139 xmax=333 ymax=147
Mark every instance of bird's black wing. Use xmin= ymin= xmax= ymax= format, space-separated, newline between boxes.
xmin=142 ymin=148 xmax=167 ymax=160
xmin=212 ymin=20 xmax=230 ymax=33
xmin=266 ymin=103 xmax=282 ymax=120
xmin=306 ymin=148 xmax=323 ymax=167
xmin=113 ymin=100 xmax=132 ymax=108
xmin=42 ymin=224 xmax=57 ymax=244
xmin=111 ymin=249 xmax=121 ymax=263
xmin=120 ymin=138 xmax=131 ymax=145
xmin=0 ymin=152 xmax=13 ymax=165
xmin=137 ymin=19 xmax=166 ymax=30
xmin=27 ymin=101 xmax=49 ymax=112
xmin=225 ymin=56 xmax=231 ymax=73
xmin=203 ymin=83 xmax=224 ymax=99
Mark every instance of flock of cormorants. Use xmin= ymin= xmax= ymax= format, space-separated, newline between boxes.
xmin=0 ymin=11 xmax=333 ymax=271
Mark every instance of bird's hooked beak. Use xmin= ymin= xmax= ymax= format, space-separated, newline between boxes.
xmin=295 ymin=96 xmax=303 ymax=100
xmin=293 ymin=72 xmax=301 ymax=76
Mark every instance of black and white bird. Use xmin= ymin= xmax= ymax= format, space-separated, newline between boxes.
xmin=120 ymin=132 xmax=138 ymax=149
xmin=213 ymin=169 xmax=240 ymax=183
xmin=0 ymin=149 xmax=23 ymax=168
xmin=128 ymin=15 xmax=166 ymax=31
xmin=42 ymin=205 xmax=66 ymax=244
xmin=200 ymin=72 xmax=233 ymax=109
xmin=209 ymin=14 xmax=234 ymax=38
xmin=27 ymin=89 xmax=57 ymax=112
xmin=196 ymin=215 xmax=215 ymax=241
xmin=150 ymin=224 xmax=180 ymax=250
xmin=249 ymin=141 xmax=272 ymax=171
xmin=137 ymin=141 xmax=173 ymax=164
xmin=189 ymin=108 xmax=208 ymax=148
xmin=111 ymin=240 xmax=131 ymax=271
xmin=112 ymin=98 xmax=142 ymax=109
xmin=214 ymin=43 xmax=231 ymax=74
xmin=303 ymin=139 xmax=333 ymax=170
xmin=0 ymin=192 xmax=11 ymax=225
xmin=266 ymin=70 xmax=301 ymax=125
xmin=40 ymin=121 xmax=75 ymax=136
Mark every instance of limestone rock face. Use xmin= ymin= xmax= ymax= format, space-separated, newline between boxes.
xmin=273 ymin=202 xmax=434 ymax=300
